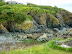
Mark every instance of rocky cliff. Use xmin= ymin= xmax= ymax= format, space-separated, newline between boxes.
xmin=0 ymin=2 xmax=72 ymax=33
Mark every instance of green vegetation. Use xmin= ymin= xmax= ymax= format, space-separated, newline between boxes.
xmin=27 ymin=3 xmax=62 ymax=14
xmin=0 ymin=10 xmax=27 ymax=23
xmin=0 ymin=2 xmax=72 ymax=54
xmin=0 ymin=2 xmax=62 ymax=31
xmin=48 ymin=38 xmax=72 ymax=52
xmin=0 ymin=2 xmax=62 ymax=24
xmin=0 ymin=2 xmax=72 ymax=31
xmin=0 ymin=2 xmax=6 ymax=6
xmin=1 ymin=38 xmax=72 ymax=54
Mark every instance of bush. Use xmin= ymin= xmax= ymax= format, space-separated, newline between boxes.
xmin=0 ymin=10 xmax=27 ymax=24
xmin=0 ymin=2 xmax=6 ymax=6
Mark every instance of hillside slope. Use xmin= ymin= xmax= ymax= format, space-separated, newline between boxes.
xmin=0 ymin=2 xmax=72 ymax=33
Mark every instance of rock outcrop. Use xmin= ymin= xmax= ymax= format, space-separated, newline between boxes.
xmin=0 ymin=3 xmax=72 ymax=43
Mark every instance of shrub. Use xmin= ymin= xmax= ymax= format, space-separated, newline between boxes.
xmin=0 ymin=2 xmax=6 ymax=6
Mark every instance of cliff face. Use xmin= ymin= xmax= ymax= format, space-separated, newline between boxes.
xmin=0 ymin=3 xmax=72 ymax=33
xmin=56 ymin=10 xmax=72 ymax=27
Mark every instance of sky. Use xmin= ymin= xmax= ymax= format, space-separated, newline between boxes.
xmin=5 ymin=0 xmax=72 ymax=12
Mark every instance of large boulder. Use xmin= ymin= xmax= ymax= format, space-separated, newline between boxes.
xmin=36 ymin=33 xmax=53 ymax=41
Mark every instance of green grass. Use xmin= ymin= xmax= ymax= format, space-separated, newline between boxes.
xmin=48 ymin=38 xmax=72 ymax=52
xmin=1 ymin=38 xmax=72 ymax=54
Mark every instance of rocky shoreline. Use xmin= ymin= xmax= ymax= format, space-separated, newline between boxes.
xmin=0 ymin=28 xmax=72 ymax=51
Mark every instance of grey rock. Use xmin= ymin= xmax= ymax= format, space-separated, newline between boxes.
xmin=36 ymin=33 xmax=51 ymax=41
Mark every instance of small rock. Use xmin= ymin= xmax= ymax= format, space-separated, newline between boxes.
xmin=59 ymin=44 xmax=71 ymax=48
